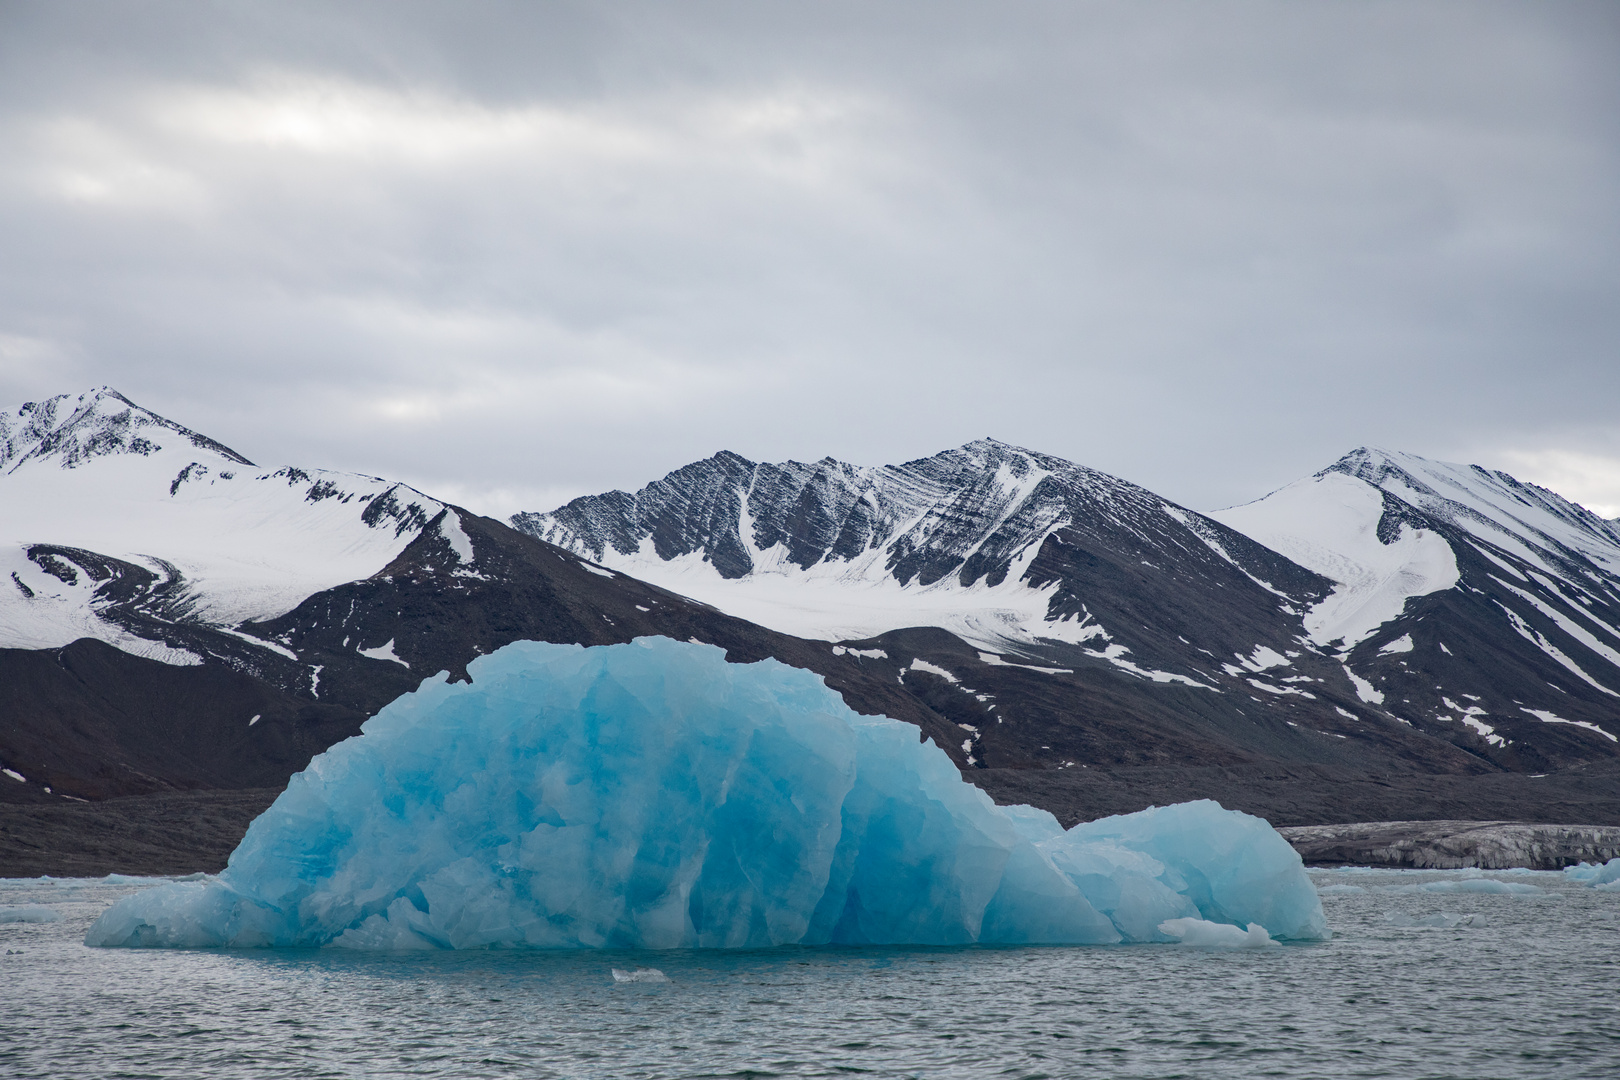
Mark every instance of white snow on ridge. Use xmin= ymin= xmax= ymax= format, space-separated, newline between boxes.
xmin=1239 ymin=645 xmax=1292 ymax=672
xmin=832 ymin=645 xmax=887 ymax=660
xmin=1520 ymin=708 xmax=1617 ymax=743
xmin=1440 ymin=697 xmax=1504 ymax=747
xmin=1212 ymin=471 xmax=1457 ymax=650
xmin=976 ymin=651 xmax=1073 ymax=675
xmin=1494 ymin=602 xmax=1620 ymax=698
xmin=585 ymin=525 xmax=1087 ymax=654
xmin=213 ymin=625 xmax=299 ymax=661
xmin=1 ymin=452 xmax=440 ymax=626
xmin=1488 ymin=575 xmax=1620 ymax=676
xmin=527 ymin=441 xmax=1240 ymax=683
xmin=907 ymin=658 xmax=959 ymax=683
xmin=1 ymin=546 xmax=207 ymax=664
xmin=1368 ymin=451 xmax=1620 ymax=577
xmin=0 ymin=388 xmax=445 ymax=658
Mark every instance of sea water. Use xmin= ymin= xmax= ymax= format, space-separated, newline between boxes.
xmin=3 ymin=867 xmax=1615 ymax=1079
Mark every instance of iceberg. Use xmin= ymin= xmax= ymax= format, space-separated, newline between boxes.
xmin=1564 ymin=857 xmax=1620 ymax=887
xmin=611 ymin=967 xmax=670 ymax=983
xmin=0 ymin=905 xmax=60 ymax=924
xmin=1157 ymin=917 xmax=1279 ymax=948
xmin=87 ymin=638 xmax=1326 ymax=950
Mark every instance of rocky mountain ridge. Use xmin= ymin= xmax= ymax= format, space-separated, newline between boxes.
xmin=515 ymin=440 xmax=1620 ymax=775
xmin=3 ymin=389 xmax=1618 ymax=859
xmin=1215 ymin=446 xmax=1620 ymax=770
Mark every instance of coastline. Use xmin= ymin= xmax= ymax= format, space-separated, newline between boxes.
xmin=1280 ymin=820 xmax=1620 ymax=871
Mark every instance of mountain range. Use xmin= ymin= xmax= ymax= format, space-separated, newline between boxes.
xmin=4 ymin=388 xmax=1619 ymax=872
xmin=515 ymin=439 xmax=1620 ymax=773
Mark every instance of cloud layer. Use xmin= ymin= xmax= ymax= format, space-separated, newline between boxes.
xmin=2 ymin=1 xmax=1617 ymax=516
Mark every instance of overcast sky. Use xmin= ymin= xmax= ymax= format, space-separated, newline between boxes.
xmin=2 ymin=1 xmax=1617 ymax=517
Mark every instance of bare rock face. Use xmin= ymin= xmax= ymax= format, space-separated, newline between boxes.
xmin=518 ymin=440 xmax=1620 ymax=776
xmin=1278 ymin=820 xmax=1620 ymax=870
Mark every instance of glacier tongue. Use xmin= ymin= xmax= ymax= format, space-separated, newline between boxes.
xmin=85 ymin=637 xmax=1326 ymax=950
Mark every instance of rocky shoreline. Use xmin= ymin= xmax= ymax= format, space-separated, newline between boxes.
xmin=1279 ymin=820 xmax=1620 ymax=871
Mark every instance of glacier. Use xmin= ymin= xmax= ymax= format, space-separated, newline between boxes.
xmin=86 ymin=637 xmax=1326 ymax=950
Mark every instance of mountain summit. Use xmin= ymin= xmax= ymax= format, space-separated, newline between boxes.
xmin=0 ymin=387 xmax=253 ymax=474
xmin=1215 ymin=445 xmax=1620 ymax=762
xmin=513 ymin=438 xmax=1328 ymax=671
xmin=517 ymin=440 xmax=1620 ymax=778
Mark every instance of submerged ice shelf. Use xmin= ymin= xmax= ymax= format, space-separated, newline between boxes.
xmin=87 ymin=637 xmax=1326 ymax=950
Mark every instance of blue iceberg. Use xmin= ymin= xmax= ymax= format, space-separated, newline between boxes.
xmin=1564 ymin=857 xmax=1620 ymax=890
xmin=87 ymin=638 xmax=1326 ymax=949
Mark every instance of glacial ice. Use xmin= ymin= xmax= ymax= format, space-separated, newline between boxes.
xmin=1382 ymin=879 xmax=1542 ymax=896
xmin=1157 ymin=918 xmax=1278 ymax=948
xmin=0 ymin=905 xmax=60 ymax=923
xmin=1399 ymin=880 xmax=1535 ymax=893
xmin=1564 ymin=857 xmax=1620 ymax=887
xmin=611 ymin=967 xmax=670 ymax=983
xmin=86 ymin=637 xmax=1326 ymax=950
xmin=1382 ymin=912 xmax=1486 ymax=929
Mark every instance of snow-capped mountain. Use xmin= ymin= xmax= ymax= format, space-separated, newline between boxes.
xmin=513 ymin=439 xmax=1333 ymax=683
xmin=1 ymin=388 xmax=445 ymax=662
xmin=5 ymin=391 xmax=1617 ymax=837
xmin=0 ymin=390 xmax=990 ymax=808
xmin=515 ymin=440 xmax=1620 ymax=776
xmin=1215 ymin=447 xmax=1620 ymax=765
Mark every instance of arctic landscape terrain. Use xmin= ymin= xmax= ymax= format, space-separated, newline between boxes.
xmin=5 ymin=387 xmax=1620 ymax=1080
xmin=4 ymin=386 xmax=1620 ymax=879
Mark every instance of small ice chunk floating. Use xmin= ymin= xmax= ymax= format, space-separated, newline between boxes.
xmin=87 ymin=638 xmax=1326 ymax=949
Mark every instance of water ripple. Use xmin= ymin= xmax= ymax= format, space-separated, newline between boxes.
xmin=1 ymin=871 xmax=1616 ymax=1078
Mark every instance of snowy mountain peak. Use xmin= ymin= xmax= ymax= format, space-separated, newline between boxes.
xmin=0 ymin=387 xmax=255 ymax=475
xmin=1317 ymin=446 xmax=1620 ymax=563
xmin=1217 ymin=446 xmax=1620 ymax=765
xmin=517 ymin=438 xmax=1084 ymax=589
xmin=1 ymin=389 xmax=448 ymax=658
xmin=513 ymin=439 xmax=1326 ymax=683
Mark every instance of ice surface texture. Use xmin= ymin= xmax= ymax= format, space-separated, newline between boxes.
xmin=1157 ymin=917 xmax=1278 ymax=948
xmin=1564 ymin=857 xmax=1620 ymax=887
xmin=0 ymin=905 xmax=60 ymax=923
xmin=87 ymin=638 xmax=1326 ymax=950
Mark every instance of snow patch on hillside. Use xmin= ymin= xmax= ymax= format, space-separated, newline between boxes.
xmin=585 ymin=529 xmax=1082 ymax=654
xmin=358 ymin=638 xmax=409 ymax=667
xmin=1520 ymin=707 xmax=1617 ymax=743
xmin=440 ymin=511 xmax=475 ymax=565
xmin=1342 ymin=664 xmax=1384 ymax=705
xmin=1213 ymin=471 xmax=1458 ymax=650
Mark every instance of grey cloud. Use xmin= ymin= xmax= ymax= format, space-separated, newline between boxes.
xmin=1 ymin=1 xmax=1616 ymax=516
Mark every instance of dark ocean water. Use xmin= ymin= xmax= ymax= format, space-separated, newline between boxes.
xmin=2 ymin=867 xmax=1616 ymax=1079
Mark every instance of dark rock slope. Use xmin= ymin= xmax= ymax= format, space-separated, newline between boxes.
xmin=1216 ymin=447 xmax=1620 ymax=774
